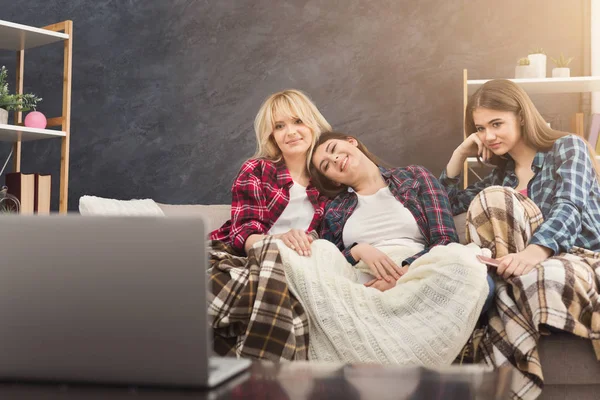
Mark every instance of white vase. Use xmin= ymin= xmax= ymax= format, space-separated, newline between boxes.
xmin=527 ymin=53 xmax=547 ymax=78
xmin=0 ymin=108 xmax=7 ymax=125
xmin=515 ymin=65 xmax=537 ymax=79
xmin=552 ymin=67 xmax=570 ymax=78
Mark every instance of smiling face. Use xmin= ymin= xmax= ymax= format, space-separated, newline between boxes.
xmin=311 ymin=137 xmax=365 ymax=186
xmin=271 ymin=113 xmax=313 ymax=161
xmin=473 ymin=107 xmax=524 ymax=156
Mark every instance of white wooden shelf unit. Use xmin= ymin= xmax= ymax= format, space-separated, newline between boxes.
xmin=0 ymin=19 xmax=73 ymax=212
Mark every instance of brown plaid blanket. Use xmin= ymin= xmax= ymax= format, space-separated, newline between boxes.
xmin=465 ymin=186 xmax=600 ymax=400
xmin=207 ymin=236 xmax=310 ymax=361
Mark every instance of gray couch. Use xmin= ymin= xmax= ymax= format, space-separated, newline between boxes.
xmin=152 ymin=202 xmax=600 ymax=399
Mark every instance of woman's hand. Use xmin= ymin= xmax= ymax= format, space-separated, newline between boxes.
xmin=445 ymin=132 xmax=492 ymax=178
xmin=496 ymin=244 xmax=552 ymax=279
xmin=365 ymin=265 xmax=409 ymax=291
xmin=459 ymin=132 xmax=493 ymax=161
xmin=365 ymin=278 xmax=397 ymax=292
xmin=277 ymin=229 xmax=314 ymax=256
xmin=244 ymin=229 xmax=314 ymax=256
xmin=350 ymin=243 xmax=404 ymax=282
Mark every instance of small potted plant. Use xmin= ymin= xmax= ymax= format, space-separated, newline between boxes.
xmin=527 ymin=48 xmax=547 ymax=78
xmin=550 ymin=53 xmax=573 ymax=78
xmin=0 ymin=65 xmax=42 ymax=125
xmin=515 ymin=57 xmax=537 ymax=79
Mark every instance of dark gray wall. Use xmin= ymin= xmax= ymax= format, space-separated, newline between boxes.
xmin=0 ymin=0 xmax=588 ymax=210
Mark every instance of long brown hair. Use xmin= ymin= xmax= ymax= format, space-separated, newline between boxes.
xmin=466 ymin=79 xmax=600 ymax=180
xmin=308 ymin=131 xmax=391 ymax=198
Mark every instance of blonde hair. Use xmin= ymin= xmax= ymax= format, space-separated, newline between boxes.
xmin=466 ymin=79 xmax=600 ymax=180
xmin=253 ymin=89 xmax=332 ymax=169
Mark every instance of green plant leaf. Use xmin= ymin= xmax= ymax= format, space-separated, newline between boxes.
xmin=0 ymin=65 xmax=42 ymax=111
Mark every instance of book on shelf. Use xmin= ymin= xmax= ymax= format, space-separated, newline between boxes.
xmin=34 ymin=174 xmax=51 ymax=214
xmin=5 ymin=172 xmax=35 ymax=214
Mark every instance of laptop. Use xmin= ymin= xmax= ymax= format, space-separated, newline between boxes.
xmin=0 ymin=214 xmax=251 ymax=388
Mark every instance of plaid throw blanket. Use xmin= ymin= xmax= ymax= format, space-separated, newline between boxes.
xmin=465 ymin=186 xmax=600 ymax=400
xmin=207 ymin=236 xmax=310 ymax=361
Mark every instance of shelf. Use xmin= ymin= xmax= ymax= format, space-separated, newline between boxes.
xmin=0 ymin=19 xmax=69 ymax=51
xmin=467 ymin=76 xmax=600 ymax=96
xmin=0 ymin=123 xmax=66 ymax=142
xmin=0 ymin=19 xmax=72 ymax=213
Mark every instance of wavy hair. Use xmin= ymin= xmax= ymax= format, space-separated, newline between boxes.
xmin=253 ymin=89 xmax=331 ymax=170
xmin=466 ymin=79 xmax=600 ymax=180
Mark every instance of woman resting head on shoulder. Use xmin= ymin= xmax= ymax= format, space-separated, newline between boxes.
xmin=441 ymin=78 xmax=600 ymax=278
xmin=211 ymin=89 xmax=332 ymax=256
xmin=309 ymin=131 xmax=459 ymax=291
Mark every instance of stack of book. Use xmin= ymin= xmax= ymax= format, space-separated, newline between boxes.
xmin=4 ymin=172 xmax=51 ymax=214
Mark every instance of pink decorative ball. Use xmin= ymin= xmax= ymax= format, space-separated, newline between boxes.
xmin=24 ymin=111 xmax=47 ymax=129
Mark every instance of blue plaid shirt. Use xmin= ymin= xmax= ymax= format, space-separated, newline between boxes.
xmin=321 ymin=165 xmax=458 ymax=266
xmin=440 ymin=135 xmax=600 ymax=254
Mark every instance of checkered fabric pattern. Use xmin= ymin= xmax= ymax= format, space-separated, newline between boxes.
xmin=321 ymin=165 xmax=458 ymax=265
xmin=440 ymin=135 xmax=600 ymax=255
xmin=208 ymin=234 xmax=317 ymax=361
xmin=210 ymin=159 xmax=327 ymax=254
xmin=465 ymin=186 xmax=600 ymax=400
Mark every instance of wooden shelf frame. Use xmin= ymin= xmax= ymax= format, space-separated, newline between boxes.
xmin=462 ymin=70 xmax=600 ymax=188
xmin=1 ymin=20 xmax=73 ymax=213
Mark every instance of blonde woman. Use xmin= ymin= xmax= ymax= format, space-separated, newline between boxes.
xmin=211 ymin=89 xmax=332 ymax=256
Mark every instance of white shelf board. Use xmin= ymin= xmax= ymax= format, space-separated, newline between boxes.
xmin=0 ymin=124 xmax=66 ymax=142
xmin=0 ymin=19 xmax=68 ymax=51
xmin=467 ymin=76 xmax=600 ymax=96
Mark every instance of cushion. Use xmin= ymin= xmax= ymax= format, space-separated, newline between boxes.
xmin=78 ymin=195 xmax=165 ymax=217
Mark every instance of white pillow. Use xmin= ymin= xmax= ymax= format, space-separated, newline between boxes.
xmin=79 ymin=195 xmax=165 ymax=216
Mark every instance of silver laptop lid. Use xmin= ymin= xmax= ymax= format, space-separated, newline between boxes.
xmin=0 ymin=215 xmax=211 ymax=387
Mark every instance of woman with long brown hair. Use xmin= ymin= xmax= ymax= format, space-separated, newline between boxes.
xmin=310 ymin=131 xmax=459 ymax=290
xmin=442 ymin=79 xmax=600 ymax=278
xmin=440 ymin=79 xmax=600 ymax=399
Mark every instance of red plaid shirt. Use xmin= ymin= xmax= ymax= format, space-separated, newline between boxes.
xmin=210 ymin=159 xmax=327 ymax=254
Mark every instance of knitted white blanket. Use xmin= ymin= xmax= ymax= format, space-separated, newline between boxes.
xmin=277 ymin=239 xmax=489 ymax=366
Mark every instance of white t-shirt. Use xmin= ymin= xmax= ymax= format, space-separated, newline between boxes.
xmin=343 ymin=186 xmax=425 ymax=251
xmin=268 ymin=182 xmax=314 ymax=235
